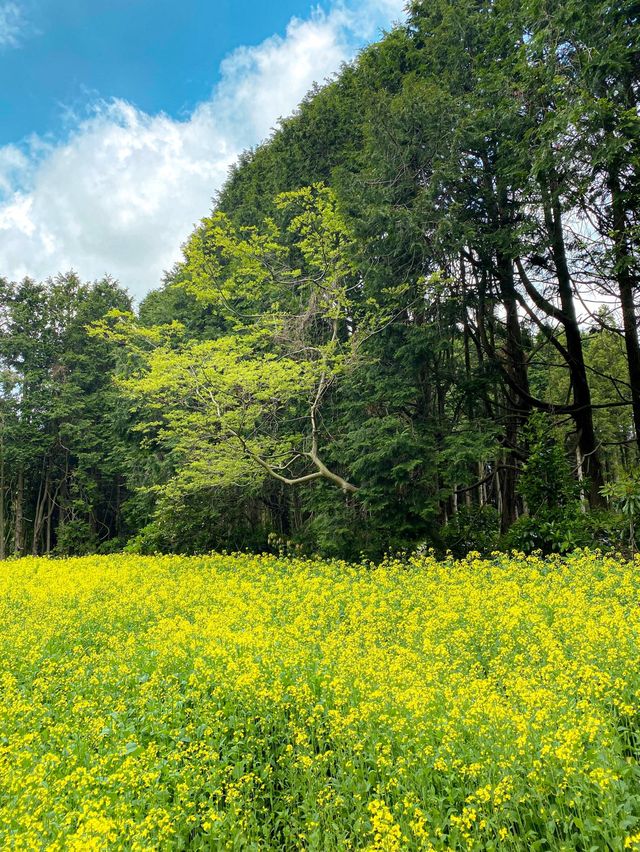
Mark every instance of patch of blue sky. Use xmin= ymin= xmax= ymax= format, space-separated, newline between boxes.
xmin=1 ymin=0 xmax=337 ymax=144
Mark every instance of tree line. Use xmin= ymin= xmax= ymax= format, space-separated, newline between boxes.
xmin=1 ymin=0 xmax=639 ymax=558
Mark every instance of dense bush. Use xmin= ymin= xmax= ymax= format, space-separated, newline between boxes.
xmin=500 ymin=507 xmax=626 ymax=554
xmin=440 ymin=506 xmax=500 ymax=557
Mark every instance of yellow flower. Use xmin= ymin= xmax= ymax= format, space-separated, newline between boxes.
xmin=0 ymin=550 xmax=636 ymax=849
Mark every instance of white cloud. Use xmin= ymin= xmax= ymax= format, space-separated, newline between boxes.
xmin=0 ymin=144 xmax=30 ymax=192
xmin=0 ymin=2 xmax=25 ymax=47
xmin=0 ymin=0 xmax=405 ymax=299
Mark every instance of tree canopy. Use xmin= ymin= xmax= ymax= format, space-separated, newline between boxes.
xmin=1 ymin=0 xmax=639 ymax=558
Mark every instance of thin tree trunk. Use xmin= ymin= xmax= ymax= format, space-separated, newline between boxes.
xmin=496 ymin=254 xmax=530 ymax=532
xmin=477 ymin=462 xmax=486 ymax=507
xmin=608 ymin=167 xmax=640 ymax=453
xmin=46 ymin=491 xmax=52 ymax=555
xmin=32 ymin=470 xmax=49 ymax=556
xmin=14 ymin=468 xmax=24 ymax=558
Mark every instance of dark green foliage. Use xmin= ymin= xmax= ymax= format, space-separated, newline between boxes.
xmin=0 ymin=273 xmax=132 ymax=557
xmin=503 ymin=413 xmax=589 ymax=554
xmin=2 ymin=0 xmax=638 ymax=558
xmin=124 ymin=487 xmax=272 ymax=556
xmin=441 ymin=506 xmax=500 ymax=558
xmin=55 ymin=519 xmax=98 ymax=557
xmin=501 ymin=508 xmax=627 ymax=555
xmin=519 ymin=413 xmax=580 ymax=512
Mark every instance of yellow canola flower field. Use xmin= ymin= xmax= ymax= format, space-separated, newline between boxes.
xmin=1 ymin=551 xmax=640 ymax=850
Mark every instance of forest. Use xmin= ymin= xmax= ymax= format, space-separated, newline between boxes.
xmin=1 ymin=0 xmax=639 ymax=560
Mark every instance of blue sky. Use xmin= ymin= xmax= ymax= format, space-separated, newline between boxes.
xmin=0 ymin=0 xmax=404 ymax=296
xmin=1 ymin=0 xmax=336 ymax=145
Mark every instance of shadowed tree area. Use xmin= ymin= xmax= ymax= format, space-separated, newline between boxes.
xmin=1 ymin=0 xmax=639 ymax=558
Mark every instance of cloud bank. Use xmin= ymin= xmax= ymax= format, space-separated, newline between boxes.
xmin=0 ymin=0 xmax=404 ymax=298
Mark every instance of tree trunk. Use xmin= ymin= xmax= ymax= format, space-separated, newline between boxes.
xmin=14 ymin=468 xmax=24 ymax=558
xmin=608 ymin=166 xmax=640 ymax=453
xmin=32 ymin=471 xmax=49 ymax=556
xmin=496 ymin=253 xmax=530 ymax=532
xmin=541 ymin=175 xmax=604 ymax=504
xmin=46 ymin=492 xmax=52 ymax=555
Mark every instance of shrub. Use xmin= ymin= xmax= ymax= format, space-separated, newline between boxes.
xmin=440 ymin=505 xmax=500 ymax=556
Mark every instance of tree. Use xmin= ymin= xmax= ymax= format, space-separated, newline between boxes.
xmin=526 ymin=0 xmax=640 ymax=450
xmin=0 ymin=273 xmax=131 ymax=557
xmin=101 ymin=186 xmax=364 ymax=524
